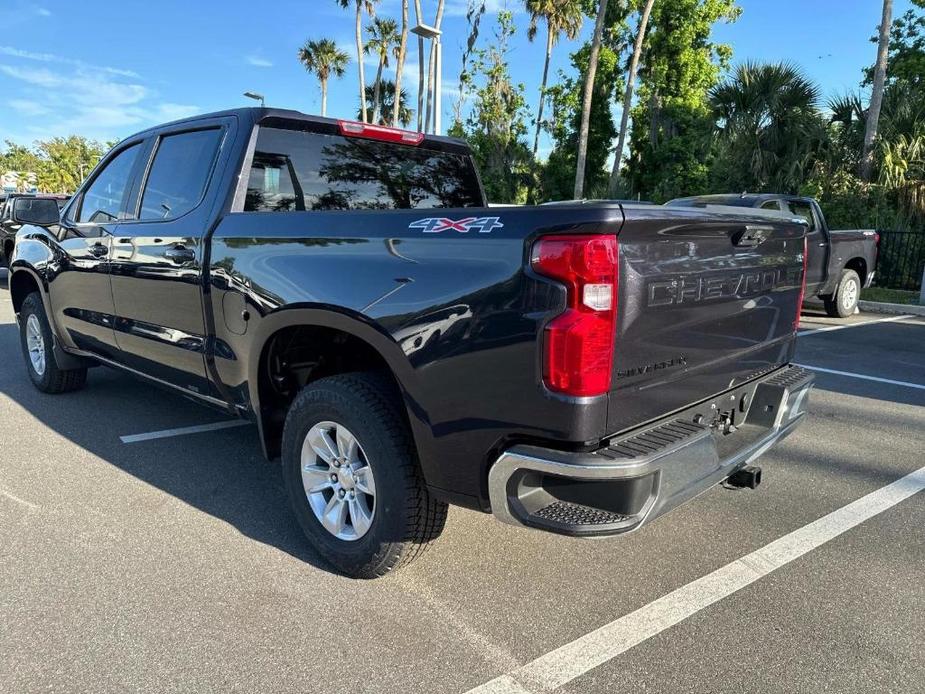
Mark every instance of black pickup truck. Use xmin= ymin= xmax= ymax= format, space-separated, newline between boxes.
xmin=8 ymin=108 xmax=813 ymax=578
xmin=667 ymin=194 xmax=879 ymax=318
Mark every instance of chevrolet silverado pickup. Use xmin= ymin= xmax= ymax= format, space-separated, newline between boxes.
xmin=667 ymin=193 xmax=879 ymax=317
xmin=8 ymin=108 xmax=813 ymax=578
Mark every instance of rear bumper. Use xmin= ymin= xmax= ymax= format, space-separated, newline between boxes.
xmin=488 ymin=365 xmax=814 ymax=536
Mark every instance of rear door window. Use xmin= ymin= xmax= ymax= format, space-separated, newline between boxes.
xmin=786 ymin=200 xmax=817 ymax=232
xmin=244 ymin=126 xmax=483 ymax=212
xmin=139 ymin=129 xmax=223 ymax=221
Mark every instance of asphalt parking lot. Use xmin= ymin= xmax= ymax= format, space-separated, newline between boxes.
xmin=1 ymin=270 xmax=924 ymax=694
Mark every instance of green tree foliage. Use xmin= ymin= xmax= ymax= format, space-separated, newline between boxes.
xmin=538 ymin=0 xmax=627 ymax=201
xmin=626 ymin=0 xmax=741 ymax=201
xmin=1 ymin=137 xmax=107 ymax=193
xmin=450 ymin=11 xmax=534 ymax=203
xmin=863 ymin=2 xmax=925 ymax=88
xmin=710 ymin=61 xmax=826 ymax=193
xmin=542 ymin=41 xmax=621 ymax=200
xmin=357 ymin=80 xmax=413 ymax=127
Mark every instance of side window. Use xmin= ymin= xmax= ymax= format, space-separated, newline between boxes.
xmin=759 ymin=200 xmax=781 ymax=212
xmin=78 ymin=144 xmax=141 ymax=224
xmin=787 ymin=200 xmax=817 ymax=232
xmin=139 ymin=129 xmax=222 ymax=221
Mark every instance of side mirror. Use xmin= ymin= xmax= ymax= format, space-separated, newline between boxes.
xmin=12 ymin=197 xmax=60 ymax=226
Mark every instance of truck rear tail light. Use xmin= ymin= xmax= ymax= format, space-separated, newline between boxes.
xmin=794 ymin=235 xmax=808 ymax=333
xmin=337 ymin=120 xmax=424 ymax=145
xmin=531 ymin=235 xmax=618 ymax=397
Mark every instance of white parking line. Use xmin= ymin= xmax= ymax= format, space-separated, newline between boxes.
xmin=466 ymin=465 xmax=925 ymax=694
xmin=120 ymin=420 xmax=251 ymax=444
xmin=795 ymin=363 xmax=925 ymax=391
xmin=797 ymin=313 xmax=912 ymax=336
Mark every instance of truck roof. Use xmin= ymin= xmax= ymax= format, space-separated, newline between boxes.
xmin=666 ymin=193 xmax=816 ymax=207
xmin=123 ymin=106 xmax=469 ymax=150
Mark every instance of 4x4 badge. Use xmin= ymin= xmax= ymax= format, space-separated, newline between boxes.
xmin=409 ymin=217 xmax=504 ymax=234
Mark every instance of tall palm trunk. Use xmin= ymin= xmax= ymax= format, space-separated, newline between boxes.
xmin=532 ymin=26 xmax=554 ymax=158
xmin=321 ymin=78 xmax=329 ymax=116
xmin=574 ymin=0 xmax=609 ymax=199
xmin=394 ymin=0 xmax=409 ymax=126
xmin=356 ymin=5 xmax=368 ymax=123
xmin=372 ymin=58 xmax=385 ymax=123
xmin=861 ymin=0 xmax=892 ymax=181
xmin=608 ymin=0 xmax=654 ymax=195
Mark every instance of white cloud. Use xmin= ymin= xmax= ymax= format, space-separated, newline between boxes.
xmin=0 ymin=50 xmax=197 ymax=143
xmin=245 ymin=55 xmax=273 ymax=68
xmin=0 ymin=46 xmax=140 ymax=78
xmin=8 ymin=98 xmax=49 ymax=116
xmin=35 ymin=6 xmax=51 ymax=16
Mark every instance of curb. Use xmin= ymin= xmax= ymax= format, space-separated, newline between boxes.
xmin=858 ymin=300 xmax=925 ymax=316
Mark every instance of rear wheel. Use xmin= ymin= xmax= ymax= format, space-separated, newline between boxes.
xmin=823 ymin=269 xmax=860 ymax=318
xmin=19 ymin=292 xmax=87 ymax=393
xmin=281 ymin=372 xmax=447 ymax=578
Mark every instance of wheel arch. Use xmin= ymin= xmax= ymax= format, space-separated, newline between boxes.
xmin=9 ymin=266 xmax=46 ymax=316
xmin=843 ymin=257 xmax=867 ymax=285
xmin=246 ymin=306 xmax=422 ymax=461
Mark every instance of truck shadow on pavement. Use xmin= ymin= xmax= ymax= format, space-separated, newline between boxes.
xmin=0 ymin=322 xmax=341 ymax=576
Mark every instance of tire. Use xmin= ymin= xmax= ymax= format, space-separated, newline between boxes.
xmin=19 ymin=292 xmax=87 ymax=393
xmin=281 ymin=372 xmax=447 ymax=578
xmin=823 ymin=269 xmax=861 ymax=318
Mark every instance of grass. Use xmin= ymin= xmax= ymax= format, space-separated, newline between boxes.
xmin=861 ymin=287 xmax=922 ymax=305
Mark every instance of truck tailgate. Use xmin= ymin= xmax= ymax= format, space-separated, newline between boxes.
xmin=607 ymin=205 xmax=806 ymax=435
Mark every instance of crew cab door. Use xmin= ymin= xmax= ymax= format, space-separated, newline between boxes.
xmin=50 ymin=141 xmax=145 ymax=357
xmin=785 ymin=199 xmax=827 ymax=293
xmin=108 ymin=124 xmax=226 ymax=395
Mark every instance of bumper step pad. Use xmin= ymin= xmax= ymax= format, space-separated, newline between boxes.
xmin=533 ymin=501 xmax=631 ymax=526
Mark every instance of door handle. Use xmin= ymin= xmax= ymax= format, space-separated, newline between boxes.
xmin=732 ymin=226 xmax=770 ymax=247
xmin=88 ymin=243 xmax=108 ymax=258
xmin=164 ymin=246 xmax=196 ymax=263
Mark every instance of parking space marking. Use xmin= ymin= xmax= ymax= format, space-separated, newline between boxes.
xmin=120 ymin=420 xmax=251 ymax=444
xmin=797 ymin=313 xmax=912 ymax=336
xmin=466 ymin=465 xmax=925 ymax=694
xmin=795 ymin=363 xmax=925 ymax=391
xmin=1 ymin=487 xmax=39 ymax=510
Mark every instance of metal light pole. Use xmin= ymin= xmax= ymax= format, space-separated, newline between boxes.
xmin=243 ymin=91 xmax=266 ymax=107
xmin=411 ymin=23 xmax=442 ymax=135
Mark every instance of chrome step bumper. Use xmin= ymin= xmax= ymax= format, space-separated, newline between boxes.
xmin=488 ymin=365 xmax=814 ymax=536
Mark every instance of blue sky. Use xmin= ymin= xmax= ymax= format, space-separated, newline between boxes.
xmin=0 ymin=0 xmax=915 ymax=156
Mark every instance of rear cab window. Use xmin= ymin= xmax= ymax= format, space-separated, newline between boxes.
xmin=243 ymin=123 xmax=483 ymax=212
xmin=138 ymin=128 xmax=223 ymax=221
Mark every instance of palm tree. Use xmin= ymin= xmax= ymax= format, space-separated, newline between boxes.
xmin=366 ymin=17 xmax=401 ymax=124
xmin=607 ymin=0 xmax=655 ymax=195
xmin=337 ymin=0 xmax=379 ymax=123
xmin=298 ymin=39 xmax=350 ymax=117
xmin=358 ymin=81 xmax=413 ymax=127
xmin=393 ymin=0 xmax=410 ymax=127
xmin=574 ymin=0 xmax=609 ymax=199
xmin=711 ymin=61 xmax=823 ymax=192
xmin=861 ymin=0 xmax=893 ymax=181
xmin=525 ymin=0 xmax=584 ymax=158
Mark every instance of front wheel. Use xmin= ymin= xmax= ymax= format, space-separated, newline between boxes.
xmin=281 ymin=372 xmax=447 ymax=578
xmin=823 ymin=269 xmax=861 ymax=318
xmin=19 ymin=292 xmax=87 ymax=393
